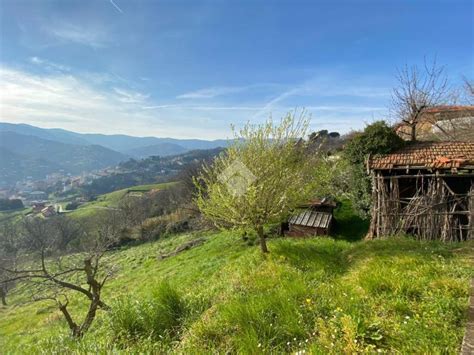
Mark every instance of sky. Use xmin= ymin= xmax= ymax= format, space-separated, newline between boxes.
xmin=0 ymin=0 xmax=472 ymax=139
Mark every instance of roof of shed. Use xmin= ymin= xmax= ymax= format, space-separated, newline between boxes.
xmin=289 ymin=210 xmax=332 ymax=229
xmin=369 ymin=141 xmax=474 ymax=170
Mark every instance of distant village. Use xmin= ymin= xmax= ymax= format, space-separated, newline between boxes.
xmin=0 ymin=166 xmax=123 ymax=217
xmin=0 ymin=150 xmax=206 ymax=217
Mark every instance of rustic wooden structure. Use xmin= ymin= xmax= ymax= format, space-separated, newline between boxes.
xmin=286 ymin=198 xmax=336 ymax=237
xmin=367 ymin=142 xmax=474 ymax=241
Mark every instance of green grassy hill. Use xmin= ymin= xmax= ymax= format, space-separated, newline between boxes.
xmin=1 ymin=226 xmax=472 ymax=353
xmin=0 ymin=207 xmax=32 ymax=224
xmin=68 ymin=182 xmax=176 ymax=218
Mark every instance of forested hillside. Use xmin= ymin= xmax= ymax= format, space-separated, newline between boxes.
xmin=0 ymin=132 xmax=126 ymax=186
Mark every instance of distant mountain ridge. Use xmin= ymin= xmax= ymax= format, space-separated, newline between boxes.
xmin=0 ymin=131 xmax=127 ymax=186
xmin=0 ymin=122 xmax=229 ymax=187
xmin=126 ymin=142 xmax=188 ymax=158
xmin=0 ymin=123 xmax=229 ymax=156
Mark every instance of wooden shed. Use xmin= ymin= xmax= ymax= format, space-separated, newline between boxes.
xmin=286 ymin=198 xmax=336 ymax=237
xmin=367 ymin=141 xmax=474 ymax=242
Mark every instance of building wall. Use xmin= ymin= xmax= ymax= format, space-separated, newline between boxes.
xmin=395 ymin=110 xmax=474 ymax=141
xmin=286 ymin=224 xmax=330 ymax=237
xmin=368 ymin=171 xmax=473 ymax=241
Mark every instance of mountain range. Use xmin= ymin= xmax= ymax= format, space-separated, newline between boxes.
xmin=0 ymin=122 xmax=228 ymax=187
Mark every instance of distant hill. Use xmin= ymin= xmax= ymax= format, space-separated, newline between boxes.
xmin=0 ymin=123 xmax=229 ymax=155
xmin=0 ymin=123 xmax=90 ymax=146
xmin=126 ymin=142 xmax=188 ymax=158
xmin=0 ymin=147 xmax=62 ymax=186
xmin=0 ymin=131 xmax=126 ymax=186
xmin=83 ymin=148 xmax=223 ymax=196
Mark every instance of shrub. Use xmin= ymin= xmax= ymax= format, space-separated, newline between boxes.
xmin=139 ymin=218 xmax=168 ymax=241
xmin=109 ymin=281 xmax=186 ymax=343
xmin=343 ymin=121 xmax=404 ymax=217
xmin=65 ymin=202 xmax=80 ymax=210
xmin=165 ymin=219 xmax=190 ymax=235
xmin=344 ymin=121 xmax=404 ymax=165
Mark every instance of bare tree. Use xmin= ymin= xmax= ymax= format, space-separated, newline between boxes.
xmin=0 ymin=213 xmax=120 ymax=338
xmin=427 ymin=112 xmax=474 ymax=141
xmin=0 ymin=221 xmax=20 ymax=306
xmin=424 ymin=77 xmax=474 ymax=141
xmin=462 ymin=76 xmax=474 ymax=104
xmin=391 ymin=58 xmax=451 ymax=141
xmin=119 ymin=195 xmax=152 ymax=240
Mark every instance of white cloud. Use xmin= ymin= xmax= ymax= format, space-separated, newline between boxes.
xmin=0 ymin=66 xmax=391 ymax=139
xmin=177 ymin=87 xmax=245 ymax=99
xmin=113 ymin=88 xmax=150 ymax=104
xmin=176 ymin=83 xmax=282 ymax=99
xmin=30 ymin=56 xmax=71 ymax=72
xmin=0 ymin=67 xmax=160 ymax=136
xmin=0 ymin=67 xmax=244 ymax=139
xmin=44 ymin=22 xmax=109 ymax=48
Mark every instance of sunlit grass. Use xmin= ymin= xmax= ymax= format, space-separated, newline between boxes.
xmin=1 ymin=229 xmax=472 ymax=354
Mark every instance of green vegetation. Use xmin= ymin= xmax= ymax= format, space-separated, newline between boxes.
xmin=340 ymin=121 xmax=405 ymax=217
xmin=196 ymin=114 xmax=318 ymax=253
xmin=0 ymin=199 xmax=24 ymax=212
xmin=1 ymin=118 xmax=472 ymax=353
xmin=0 ymin=131 xmax=126 ymax=185
xmin=68 ymin=182 xmax=176 ymax=219
xmin=1 ymin=224 xmax=472 ymax=353
xmin=0 ymin=207 xmax=32 ymax=224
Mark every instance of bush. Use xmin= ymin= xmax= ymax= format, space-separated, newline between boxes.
xmin=343 ymin=121 xmax=404 ymax=217
xmin=109 ymin=281 xmax=186 ymax=343
xmin=138 ymin=218 xmax=167 ymax=241
xmin=165 ymin=219 xmax=190 ymax=235
xmin=344 ymin=121 xmax=404 ymax=165
xmin=65 ymin=202 xmax=80 ymax=210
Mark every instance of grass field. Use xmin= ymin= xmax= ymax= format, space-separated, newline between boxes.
xmin=68 ymin=182 xmax=176 ymax=218
xmin=0 ymin=207 xmax=32 ymax=224
xmin=1 ymin=217 xmax=472 ymax=353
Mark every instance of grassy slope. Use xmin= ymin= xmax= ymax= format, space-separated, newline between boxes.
xmin=0 ymin=182 xmax=175 ymax=221
xmin=0 ymin=208 xmax=32 ymax=224
xmin=1 ymin=225 xmax=472 ymax=353
xmin=68 ymin=182 xmax=176 ymax=218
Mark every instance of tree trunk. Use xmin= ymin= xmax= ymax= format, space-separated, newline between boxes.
xmin=256 ymin=226 xmax=269 ymax=253
xmin=0 ymin=286 xmax=7 ymax=306
xmin=59 ymin=303 xmax=82 ymax=337
xmin=79 ymin=299 xmax=100 ymax=335
xmin=410 ymin=123 xmax=416 ymax=141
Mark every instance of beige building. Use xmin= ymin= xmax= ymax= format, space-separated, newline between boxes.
xmin=394 ymin=105 xmax=474 ymax=141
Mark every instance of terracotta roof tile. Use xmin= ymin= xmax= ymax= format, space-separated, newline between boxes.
xmin=423 ymin=105 xmax=474 ymax=114
xmin=369 ymin=141 xmax=474 ymax=170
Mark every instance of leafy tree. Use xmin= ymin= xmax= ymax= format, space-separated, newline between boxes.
xmin=343 ymin=121 xmax=404 ymax=216
xmin=65 ymin=201 xmax=80 ymax=211
xmin=345 ymin=121 xmax=404 ymax=165
xmin=195 ymin=113 xmax=318 ymax=253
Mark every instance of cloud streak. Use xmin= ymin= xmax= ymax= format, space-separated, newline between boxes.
xmin=30 ymin=57 xmax=71 ymax=72
xmin=44 ymin=22 xmax=109 ymax=48
xmin=176 ymin=83 xmax=283 ymax=99
xmin=109 ymin=0 xmax=124 ymax=14
xmin=0 ymin=65 xmax=390 ymax=139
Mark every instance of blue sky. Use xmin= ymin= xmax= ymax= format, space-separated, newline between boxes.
xmin=0 ymin=0 xmax=472 ymax=139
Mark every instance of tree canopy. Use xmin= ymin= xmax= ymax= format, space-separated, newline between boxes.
xmin=195 ymin=113 xmax=318 ymax=253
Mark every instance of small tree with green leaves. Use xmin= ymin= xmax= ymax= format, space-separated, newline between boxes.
xmin=343 ymin=121 xmax=404 ymax=216
xmin=195 ymin=113 xmax=318 ymax=253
